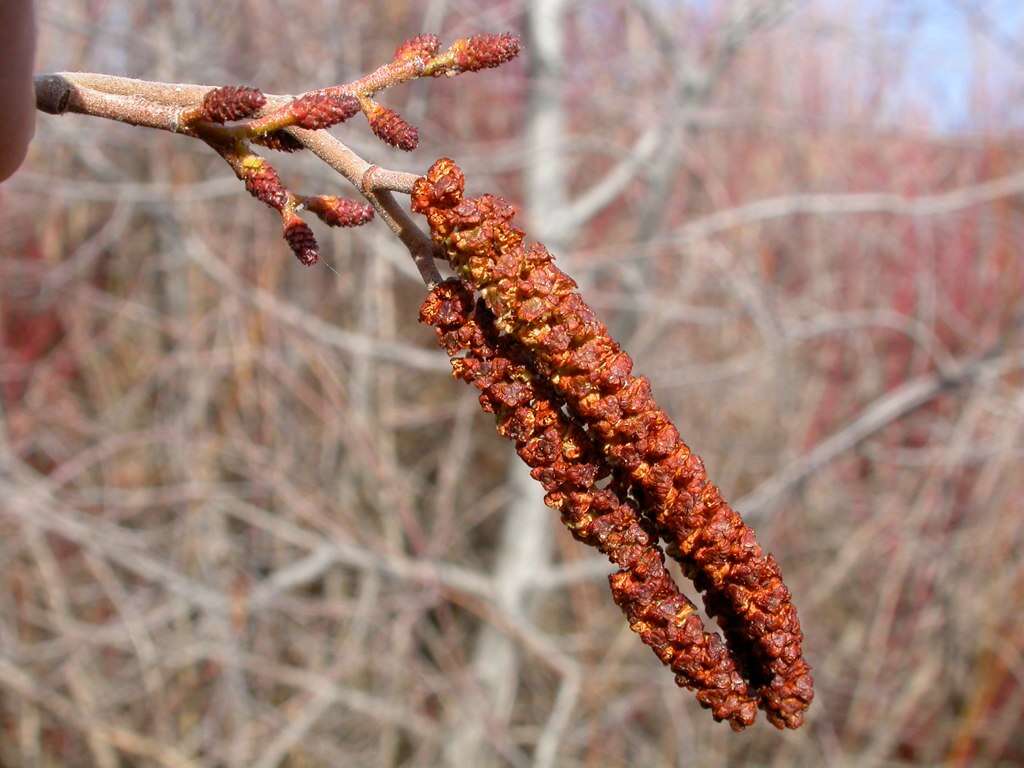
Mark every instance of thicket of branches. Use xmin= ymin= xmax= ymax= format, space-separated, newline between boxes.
xmin=1 ymin=1 xmax=1022 ymax=766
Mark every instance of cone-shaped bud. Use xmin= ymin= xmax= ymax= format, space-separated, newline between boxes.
xmin=304 ymin=196 xmax=374 ymax=227
xmin=242 ymin=158 xmax=288 ymax=210
xmin=282 ymin=213 xmax=319 ymax=266
xmin=200 ymin=86 xmax=266 ymax=123
xmin=452 ymin=33 xmax=521 ymax=72
xmin=252 ymin=131 xmax=305 ymax=153
xmin=394 ymin=34 xmax=441 ymax=63
xmin=365 ymin=103 xmax=419 ymax=151
xmin=289 ymin=92 xmax=360 ymax=130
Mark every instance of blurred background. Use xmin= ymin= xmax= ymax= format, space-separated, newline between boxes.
xmin=1 ymin=1 xmax=1023 ymax=766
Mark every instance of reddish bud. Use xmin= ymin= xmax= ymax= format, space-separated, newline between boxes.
xmin=282 ymin=216 xmax=319 ymax=266
xmin=366 ymin=103 xmax=419 ymax=151
xmin=304 ymin=196 xmax=374 ymax=227
xmin=394 ymin=34 xmax=441 ymax=63
xmin=243 ymin=159 xmax=288 ymax=210
xmin=200 ymin=85 xmax=266 ymax=123
xmin=452 ymin=33 xmax=521 ymax=72
xmin=252 ymin=131 xmax=305 ymax=153
xmin=289 ymin=91 xmax=360 ymax=130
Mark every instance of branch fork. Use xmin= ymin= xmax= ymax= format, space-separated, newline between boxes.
xmin=34 ymin=32 xmax=521 ymax=277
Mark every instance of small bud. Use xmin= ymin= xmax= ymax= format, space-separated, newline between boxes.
xmin=394 ymin=34 xmax=441 ymax=63
xmin=304 ymin=196 xmax=374 ymax=227
xmin=365 ymin=103 xmax=419 ymax=151
xmin=452 ymin=33 xmax=521 ymax=72
xmin=288 ymin=91 xmax=360 ymax=130
xmin=282 ymin=215 xmax=319 ymax=266
xmin=252 ymin=131 xmax=305 ymax=153
xmin=201 ymin=85 xmax=266 ymax=123
xmin=242 ymin=158 xmax=288 ymax=210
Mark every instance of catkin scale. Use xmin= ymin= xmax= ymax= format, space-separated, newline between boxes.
xmin=420 ymin=279 xmax=758 ymax=729
xmin=412 ymin=159 xmax=813 ymax=729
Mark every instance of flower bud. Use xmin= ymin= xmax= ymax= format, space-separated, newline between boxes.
xmin=304 ymin=196 xmax=374 ymax=227
xmin=394 ymin=33 xmax=441 ymax=63
xmin=452 ymin=33 xmax=521 ymax=72
xmin=282 ymin=215 xmax=319 ymax=266
xmin=365 ymin=103 xmax=419 ymax=151
xmin=242 ymin=158 xmax=288 ymax=210
xmin=252 ymin=131 xmax=305 ymax=153
xmin=200 ymin=85 xmax=266 ymax=123
xmin=289 ymin=91 xmax=360 ymax=130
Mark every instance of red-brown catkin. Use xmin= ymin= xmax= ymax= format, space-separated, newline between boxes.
xmin=242 ymin=160 xmax=288 ymax=211
xmin=451 ymin=33 xmax=521 ymax=72
xmin=288 ymin=91 xmax=360 ymax=130
xmin=304 ymin=195 xmax=374 ymax=228
xmin=200 ymin=85 xmax=266 ymax=123
xmin=365 ymin=104 xmax=419 ymax=151
xmin=252 ymin=130 xmax=305 ymax=153
xmin=412 ymin=159 xmax=813 ymax=729
xmin=420 ymin=279 xmax=758 ymax=730
xmin=394 ymin=33 xmax=441 ymax=63
xmin=282 ymin=218 xmax=319 ymax=266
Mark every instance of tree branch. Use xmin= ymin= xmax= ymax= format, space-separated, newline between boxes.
xmin=32 ymin=32 xmax=521 ymax=281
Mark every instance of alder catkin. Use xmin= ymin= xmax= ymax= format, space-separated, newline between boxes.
xmin=394 ymin=33 xmax=442 ymax=63
xmin=420 ymin=279 xmax=758 ymax=729
xmin=412 ymin=158 xmax=813 ymax=729
xmin=288 ymin=91 xmax=361 ymax=130
xmin=304 ymin=196 xmax=374 ymax=228
xmin=242 ymin=159 xmax=289 ymax=211
xmin=451 ymin=33 xmax=522 ymax=72
xmin=252 ymin=130 xmax=305 ymax=153
xmin=282 ymin=216 xmax=319 ymax=266
xmin=365 ymin=103 xmax=419 ymax=151
xmin=200 ymin=85 xmax=266 ymax=123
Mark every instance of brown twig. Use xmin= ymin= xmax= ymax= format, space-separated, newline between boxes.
xmin=33 ymin=32 xmax=520 ymax=276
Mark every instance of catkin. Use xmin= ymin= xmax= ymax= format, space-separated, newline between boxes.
xmin=420 ymin=279 xmax=758 ymax=729
xmin=412 ymin=158 xmax=813 ymax=729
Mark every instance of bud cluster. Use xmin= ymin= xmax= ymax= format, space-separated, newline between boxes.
xmin=412 ymin=159 xmax=814 ymax=729
xmin=177 ymin=32 xmax=521 ymax=267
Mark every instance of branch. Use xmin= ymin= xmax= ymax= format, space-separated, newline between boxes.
xmin=33 ymin=32 xmax=521 ymax=280
xmin=737 ymin=347 xmax=1022 ymax=519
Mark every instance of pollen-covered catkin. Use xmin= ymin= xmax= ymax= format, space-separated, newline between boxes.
xmin=420 ymin=279 xmax=758 ymax=730
xmin=412 ymin=159 xmax=813 ymax=729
